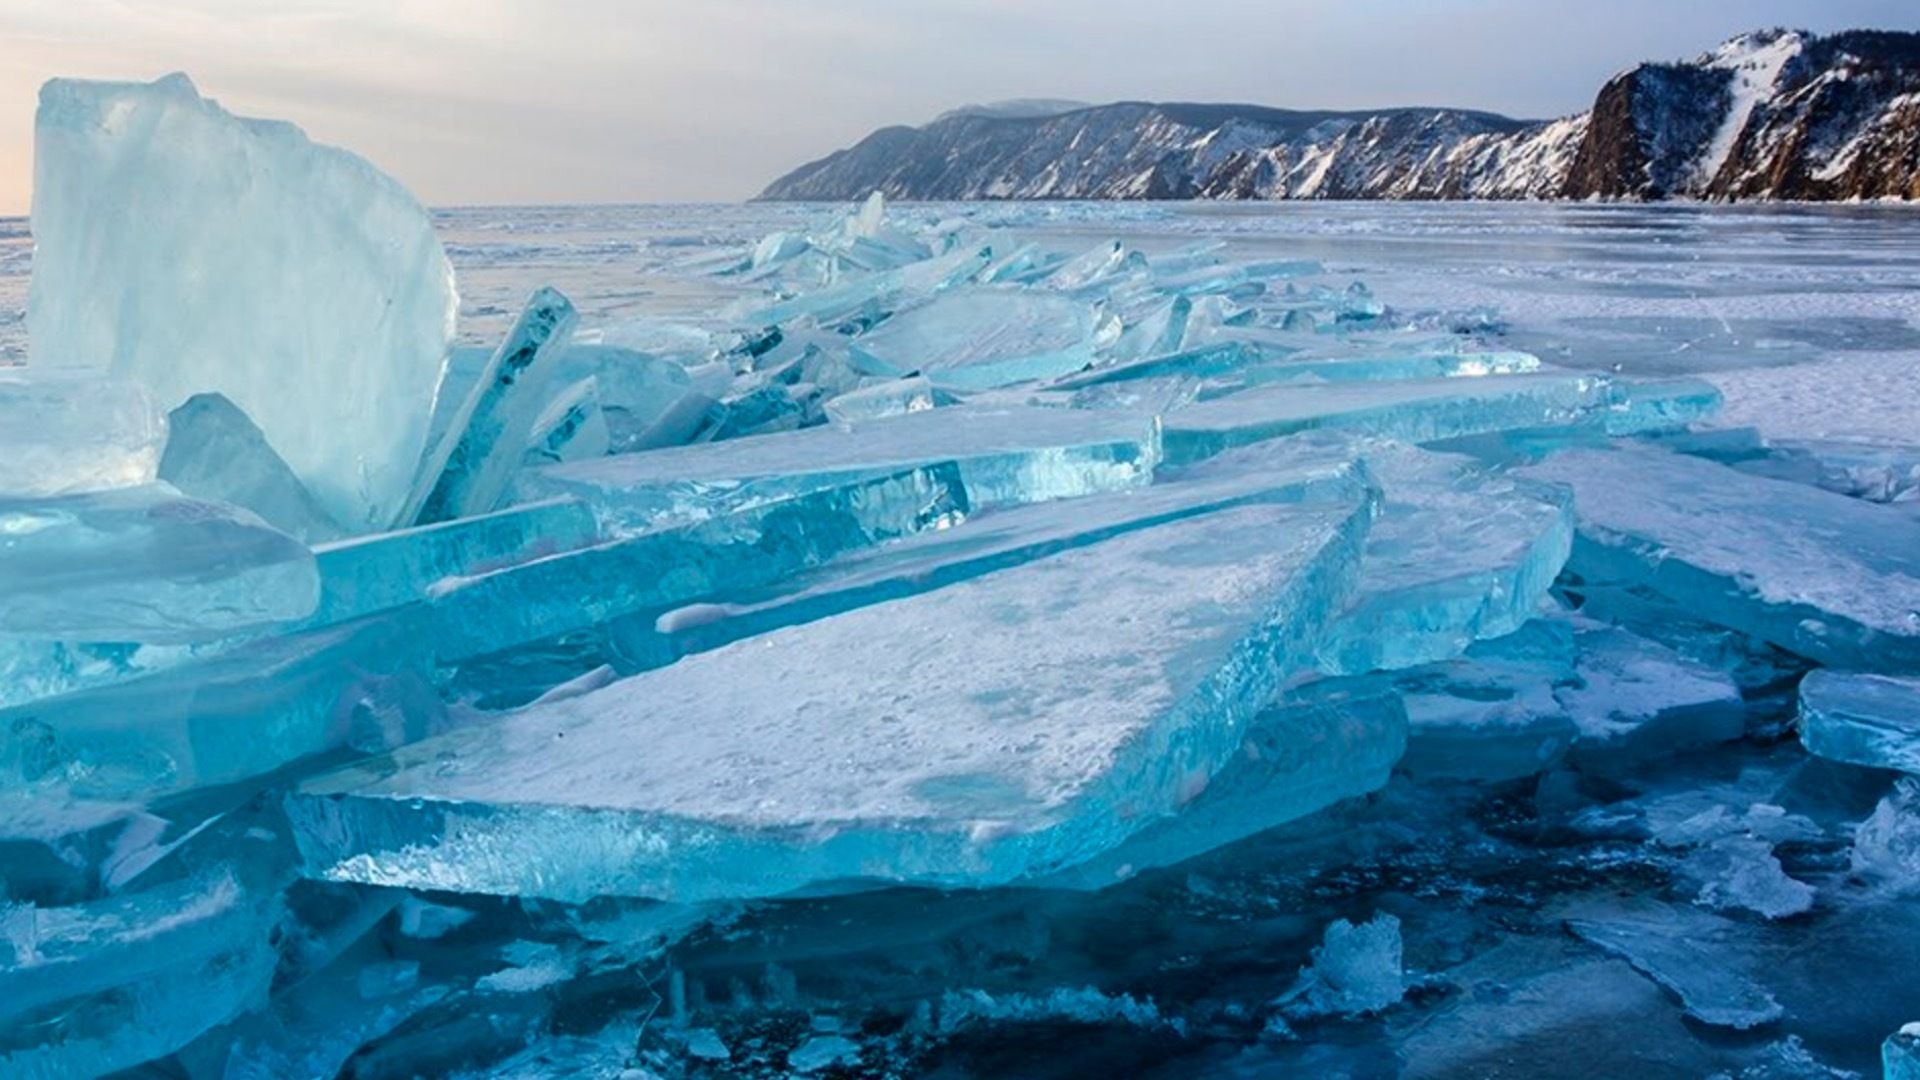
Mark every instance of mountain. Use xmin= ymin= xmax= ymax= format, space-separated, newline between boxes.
xmin=758 ymin=29 xmax=1920 ymax=202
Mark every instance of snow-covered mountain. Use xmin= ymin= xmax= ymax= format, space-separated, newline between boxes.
xmin=759 ymin=29 xmax=1920 ymax=202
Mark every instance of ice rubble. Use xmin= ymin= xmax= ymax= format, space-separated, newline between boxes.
xmin=9 ymin=88 xmax=1920 ymax=1077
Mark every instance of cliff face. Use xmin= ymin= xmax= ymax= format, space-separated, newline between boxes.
xmin=760 ymin=29 xmax=1920 ymax=202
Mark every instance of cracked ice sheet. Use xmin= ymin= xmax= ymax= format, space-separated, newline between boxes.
xmin=518 ymin=405 xmax=1160 ymax=532
xmin=288 ymin=498 xmax=1369 ymax=903
xmin=1799 ymin=670 xmax=1920 ymax=775
xmin=1520 ymin=445 xmax=1920 ymax=669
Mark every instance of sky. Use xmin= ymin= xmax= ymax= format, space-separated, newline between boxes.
xmin=1 ymin=0 xmax=1917 ymax=213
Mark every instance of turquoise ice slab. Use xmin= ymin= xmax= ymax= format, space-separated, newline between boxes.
xmin=1316 ymin=445 xmax=1572 ymax=676
xmin=648 ymin=435 xmax=1373 ymax=661
xmin=424 ymin=464 xmax=970 ymax=664
xmin=1798 ymin=670 xmax=1920 ymax=775
xmin=1396 ymin=620 xmax=1579 ymax=782
xmin=0 ymin=373 xmax=165 ymax=497
xmin=1161 ymin=372 xmax=1608 ymax=465
xmin=158 ymin=392 xmax=346 ymax=543
xmin=1890 ymin=1026 xmax=1920 ymax=1080
xmin=0 ymin=484 xmax=319 ymax=645
xmin=1602 ymin=377 xmax=1722 ymax=436
xmin=305 ymin=497 xmax=600 ymax=628
xmin=0 ymin=614 xmax=434 ymax=801
xmin=288 ymin=499 xmax=1370 ymax=903
xmin=847 ymin=289 xmax=1099 ymax=390
xmin=1041 ymin=684 xmax=1408 ymax=890
xmin=1564 ymin=902 xmax=1782 ymax=1029
xmin=519 ymin=405 xmax=1161 ymax=532
xmin=1520 ymin=447 xmax=1920 ymax=669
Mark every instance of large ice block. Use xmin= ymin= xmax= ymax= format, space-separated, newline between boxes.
xmin=519 ymin=405 xmax=1161 ymax=532
xmin=308 ymin=498 xmax=600 ymax=628
xmin=0 ymin=484 xmax=319 ymax=644
xmin=28 ymin=74 xmax=456 ymax=532
xmin=0 ymin=614 xmax=435 ymax=801
xmin=848 ymin=290 xmax=1099 ymax=390
xmin=410 ymin=288 xmax=578 ymax=525
xmin=288 ymin=498 xmax=1369 ymax=902
xmin=1798 ymin=670 xmax=1920 ymax=775
xmin=0 ymin=373 xmax=165 ymax=497
xmin=645 ymin=436 xmax=1372 ymax=662
xmin=1558 ymin=623 xmax=1745 ymax=768
xmin=1316 ymin=445 xmax=1571 ymax=675
xmin=158 ymin=392 xmax=346 ymax=543
xmin=1162 ymin=373 xmax=1608 ymax=465
xmin=1396 ymin=619 xmax=1578 ymax=781
xmin=1520 ymin=447 xmax=1920 ymax=669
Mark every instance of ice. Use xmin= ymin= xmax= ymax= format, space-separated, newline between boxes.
xmin=1162 ymin=372 xmax=1609 ymax=465
xmin=305 ymin=497 xmax=599 ymax=628
xmin=551 ymin=346 xmax=728 ymax=453
xmin=1851 ymin=779 xmax=1920 ymax=893
xmin=1315 ymin=443 xmax=1572 ymax=675
xmin=0 ymin=614 xmax=435 ymax=801
xmin=1557 ymin=622 xmax=1745 ymax=768
xmin=409 ymin=287 xmax=578 ymax=525
xmin=158 ymin=393 xmax=346 ymax=543
xmin=1564 ymin=902 xmax=1782 ymax=1029
xmin=1601 ymin=376 xmax=1724 ymax=435
xmin=1891 ymin=1024 xmax=1920 ymax=1080
xmin=288 ymin=499 xmax=1369 ymax=902
xmin=0 ymin=373 xmax=165 ymax=497
xmin=1691 ymin=835 xmax=1816 ymax=919
xmin=848 ymin=290 xmax=1101 ymax=390
xmin=788 ymin=1034 xmax=861 ymax=1073
xmin=0 ymin=484 xmax=318 ymax=644
xmin=28 ymin=74 xmax=455 ymax=532
xmin=1274 ymin=913 xmax=1406 ymax=1019
xmin=822 ymin=375 xmax=949 ymax=425
xmin=520 ymin=405 xmax=1160 ymax=532
xmin=1396 ymin=621 xmax=1580 ymax=781
xmin=1520 ymin=446 xmax=1920 ymax=670
xmin=1798 ymin=670 xmax=1920 ymax=775
xmin=521 ymin=376 xmax=609 ymax=467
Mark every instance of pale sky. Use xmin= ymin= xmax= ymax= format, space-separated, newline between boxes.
xmin=2 ymin=0 xmax=1916 ymax=213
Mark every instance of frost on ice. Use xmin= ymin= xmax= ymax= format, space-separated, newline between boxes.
xmin=9 ymin=76 xmax=1920 ymax=1077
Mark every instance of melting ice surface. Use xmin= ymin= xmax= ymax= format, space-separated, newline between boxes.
xmin=4 ymin=84 xmax=1920 ymax=1078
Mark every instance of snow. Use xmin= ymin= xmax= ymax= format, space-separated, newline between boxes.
xmin=1695 ymin=30 xmax=1805 ymax=188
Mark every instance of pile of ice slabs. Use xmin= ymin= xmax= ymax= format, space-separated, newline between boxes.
xmin=4 ymin=73 xmax=1919 ymax=1078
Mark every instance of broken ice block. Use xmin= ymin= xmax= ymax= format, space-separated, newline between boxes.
xmin=1520 ymin=447 xmax=1920 ymax=669
xmin=822 ymin=376 xmax=948 ymax=426
xmin=1396 ymin=620 xmax=1579 ymax=782
xmin=522 ymin=377 xmax=610 ymax=467
xmin=1851 ymin=779 xmax=1920 ymax=891
xmin=1316 ymin=444 xmax=1571 ymax=675
xmin=1558 ymin=623 xmax=1745 ymax=769
xmin=1274 ymin=913 xmax=1406 ymax=1018
xmin=1799 ymin=670 xmax=1920 ymax=775
xmin=1565 ymin=902 xmax=1782 ymax=1029
xmin=1603 ymin=377 xmax=1722 ymax=435
xmin=551 ymin=344 xmax=724 ymax=453
xmin=1162 ymin=373 xmax=1608 ymax=465
xmin=289 ymin=498 xmax=1369 ymax=902
xmin=305 ymin=497 xmax=599 ymax=628
xmin=410 ymin=287 xmax=578 ymax=525
xmin=1890 ymin=1025 xmax=1920 ymax=1080
xmin=520 ymin=405 xmax=1160 ymax=532
xmin=0 ymin=614 xmax=435 ymax=800
xmin=28 ymin=74 xmax=456 ymax=532
xmin=0 ymin=484 xmax=319 ymax=644
xmin=425 ymin=462 xmax=971 ymax=664
xmin=159 ymin=392 xmax=346 ymax=543
xmin=848 ymin=290 xmax=1099 ymax=390
xmin=0 ymin=373 xmax=165 ymax=496
xmin=645 ymin=434 xmax=1371 ymax=662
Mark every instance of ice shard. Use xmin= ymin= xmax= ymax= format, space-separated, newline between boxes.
xmin=1520 ymin=447 xmax=1920 ymax=669
xmin=305 ymin=497 xmax=599 ymax=628
xmin=0 ymin=614 xmax=435 ymax=801
xmin=158 ymin=392 xmax=346 ymax=543
xmin=848 ymin=290 xmax=1100 ymax=390
xmin=1162 ymin=373 xmax=1609 ymax=465
xmin=410 ymin=287 xmax=578 ymax=525
xmin=1396 ymin=620 xmax=1579 ymax=782
xmin=288 ymin=498 xmax=1369 ymax=902
xmin=27 ymin=74 xmax=456 ymax=532
xmin=1565 ymin=903 xmax=1782 ymax=1029
xmin=642 ymin=435 xmax=1372 ymax=662
xmin=519 ymin=405 xmax=1160 ymax=532
xmin=1602 ymin=377 xmax=1723 ymax=436
xmin=822 ymin=376 xmax=948 ymax=426
xmin=522 ymin=376 xmax=609 ymax=467
xmin=1891 ymin=1025 xmax=1920 ymax=1080
xmin=1316 ymin=444 xmax=1572 ymax=675
xmin=0 ymin=484 xmax=319 ymax=644
xmin=0 ymin=373 xmax=165 ymax=497
xmin=1798 ymin=670 xmax=1920 ymax=775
